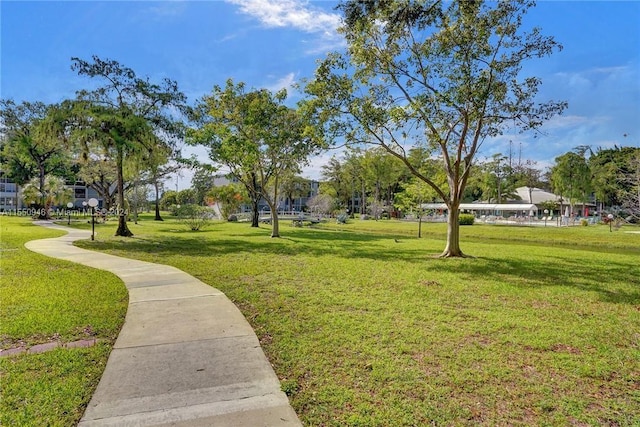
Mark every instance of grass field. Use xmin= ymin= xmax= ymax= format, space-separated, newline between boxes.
xmin=65 ymin=214 xmax=639 ymax=426
xmin=0 ymin=216 xmax=128 ymax=426
xmin=2 ymin=214 xmax=639 ymax=425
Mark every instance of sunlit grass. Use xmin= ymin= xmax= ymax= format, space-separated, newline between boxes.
xmin=0 ymin=216 xmax=127 ymax=426
xmin=71 ymin=214 xmax=640 ymax=426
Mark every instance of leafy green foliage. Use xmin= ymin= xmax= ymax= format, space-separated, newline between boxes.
xmin=188 ymin=79 xmax=326 ymax=236
xmin=551 ymin=149 xmax=591 ymax=210
xmin=21 ymin=175 xmax=72 ymax=215
xmin=176 ymin=204 xmax=212 ymax=231
xmin=69 ymin=56 xmax=187 ymax=236
xmin=0 ymin=100 xmax=74 ymax=212
xmin=303 ymin=0 xmax=567 ymax=256
xmin=458 ymin=213 xmax=475 ymax=225
xmin=208 ymin=183 xmax=246 ymax=219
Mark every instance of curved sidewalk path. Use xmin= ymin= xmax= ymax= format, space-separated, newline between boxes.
xmin=26 ymin=222 xmax=301 ymax=427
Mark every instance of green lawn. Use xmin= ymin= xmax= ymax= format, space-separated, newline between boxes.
xmin=3 ymin=214 xmax=638 ymax=425
xmin=68 ymin=214 xmax=639 ymax=426
xmin=0 ymin=216 xmax=128 ymax=426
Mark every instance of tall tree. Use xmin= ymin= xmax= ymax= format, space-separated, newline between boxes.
xmin=550 ymin=150 xmax=591 ymax=216
xmin=279 ymin=174 xmax=311 ymax=212
xmin=70 ymin=56 xmax=186 ymax=236
xmin=303 ymin=0 xmax=566 ymax=257
xmin=321 ymin=155 xmax=352 ymax=210
xmin=478 ymin=153 xmax=517 ymax=203
xmin=620 ymin=150 xmax=640 ymax=220
xmin=189 ymin=79 xmax=325 ymax=237
xmin=589 ymin=146 xmax=639 ymax=209
xmin=133 ymin=141 xmax=179 ymax=221
xmin=0 ymin=101 xmax=72 ymax=217
xmin=191 ymin=164 xmax=218 ymax=206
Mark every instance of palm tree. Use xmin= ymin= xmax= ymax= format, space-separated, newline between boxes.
xmin=22 ymin=175 xmax=72 ymax=218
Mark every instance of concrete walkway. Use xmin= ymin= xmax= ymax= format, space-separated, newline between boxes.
xmin=25 ymin=222 xmax=301 ymax=427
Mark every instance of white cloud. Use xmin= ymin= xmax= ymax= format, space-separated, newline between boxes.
xmin=266 ymin=72 xmax=297 ymax=93
xmin=226 ymin=0 xmax=341 ymax=34
xmin=226 ymin=0 xmax=345 ymax=53
xmin=302 ymin=150 xmax=339 ymax=181
xmin=540 ymin=114 xmax=591 ymax=130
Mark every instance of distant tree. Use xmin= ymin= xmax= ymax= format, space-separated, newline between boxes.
xmin=280 ymin=174 xmax=311 ymax=212
xmin=22 ymin=175 xmax=72 ymax=215
xmin=306 ymin=193 xmax=334 ymax=216
xmin=176 ymin=188 xmax=197 ymax=206
xmin=189 ymin=79 xmax=325 ymax=237
xmin=478 ymin=154 xmax=519 ymax=203
xmin=191 ymin=165 xmax=217 ymax=206
xmin=133 ymin=142 xmax=179 ymax=221
xmin=321 ymin=155 xmax=353 ymax=211
xmin=589 ymin=146 xmax=639 ymax=209
xmin=208 ymin=183 xmax=246 ymax=219
xmin=70 ymin=56 xmax=186 ymax=236
xmin=303 ymin=0 xmax=566 ymax=257
xmin=513 ymin=159 xmax=543 ymax=201
xmin=619 ymin=150 xmax=640 ymax=220
xmin=0 ymin=101 xmax=72 ymax=216
xmin=125 ymin=185 xmax=150 ymax=220
xmin=361 ymin=147 xmax=407 ymax=208
xmin=394 ymin=178 xmax=437 ymax=237
xmin=160 ymin=190 xmax=178 ymax=210
xmin=77 ymin=158 xmax=118 ymax=210
xmin=551 ymin=149 xmax=591 ymax=215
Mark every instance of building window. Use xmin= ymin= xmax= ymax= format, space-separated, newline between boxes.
xmin=75 ymin=188 xmax=86 ymax=199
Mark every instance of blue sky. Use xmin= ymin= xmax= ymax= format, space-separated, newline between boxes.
xmin=2 ymin=0 xmax=639 ymax=188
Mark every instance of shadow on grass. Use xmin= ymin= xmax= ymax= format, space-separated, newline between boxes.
xmin=428 ymin=254 xmax=640 ymax=305
xmin=77 ymin=226 xmax=640 ymax=305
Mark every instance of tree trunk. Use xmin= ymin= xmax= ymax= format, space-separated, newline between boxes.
xmin=115 ymin=146 xmax=133 ymax=237
xmin=154 ymin=181 xmax=163 ymax=221
xmin=440 ymin=207 xmax=465 ymax=258
xmin=39 ymin=163 xmax=48 ymax=219
xmin=269 ymin=201 xmax=280 ymax=238
xmin=250 ymin=197 xmax=260 ymax=227
xmin=250 ymin=173 xmax=260 ymax=227
xmin=270 ymin=182 xmax=280 ymax=238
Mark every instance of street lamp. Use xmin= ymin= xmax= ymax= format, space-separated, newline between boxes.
xmin=543 ymin=209 xmax=549 ymax=227
xmin=607 ymin=213 xmax=614 ymax=232
xmin=88 ymin=198 xmax=99 ymax=240
xmin=67 ymin=202 xmax=73 ymax=225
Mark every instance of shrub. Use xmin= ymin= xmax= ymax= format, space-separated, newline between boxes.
xmin=459 ymin=213 xmax=475 ymax=225
xmin=580 ymin=219 xmax=589 ymax=227
xmin=176 ymin=204 xmax=212 ymax=231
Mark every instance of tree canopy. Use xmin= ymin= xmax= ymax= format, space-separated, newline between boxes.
xmin=69 ymin=56 xmax=187 ymax=236
xmin=188 ymin=79 xmax=325 ymax=237
xmin=1 ymin=100 xmax=73 ymax=216
xmin=303 ymin=0 xmax=566 ymax=256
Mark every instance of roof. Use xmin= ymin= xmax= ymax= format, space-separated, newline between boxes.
xmin=514 ymin=187 xmax=561 ymax=204
xmin=421 ymin=203 xmax=538 ymax=211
